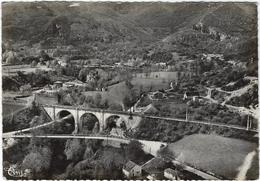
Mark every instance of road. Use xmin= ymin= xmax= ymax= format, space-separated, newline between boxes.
xmin=2 ymin=133 xmax=166 ymax=156
xmin=171 ymin=159 xmax=220 ymax=180
xmin=2 ymin=114 xmax=72 ymax=137
xmin=2 ymin=134 xmax=130 ymax=143
xmin=163 ymin=154 xmax=221 ymax=180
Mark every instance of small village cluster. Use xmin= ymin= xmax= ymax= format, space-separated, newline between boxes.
xmin=123 ymin=158 xmax=179 ymax=180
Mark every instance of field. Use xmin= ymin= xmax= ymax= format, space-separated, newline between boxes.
xmin=131 ymin=78 xmax=170 ymax=92
xmin=166 ymin=134 xmax=258 ymax=179
xmin=106 ymin=78 xmax=171 ymax=104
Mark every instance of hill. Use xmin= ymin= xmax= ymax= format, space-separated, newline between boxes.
xmin=2 ymin=2 xmax=256 ymax=51
xmin=160 ymin=3 xmax=257 ymax=59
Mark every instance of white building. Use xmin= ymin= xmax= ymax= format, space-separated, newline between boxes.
xmin=63 ymin=80 xmax=86 ymax=88
xmin=164 ymin=168 xmax=179 ymax=180
xmin=123 ymin=161 xmax=142 ymax=178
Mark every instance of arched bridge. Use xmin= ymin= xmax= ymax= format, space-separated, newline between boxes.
xmin=42 ymin=104 xmax=258 ymax=134
xmin=43 ymin=104 xmax=142 ymax=133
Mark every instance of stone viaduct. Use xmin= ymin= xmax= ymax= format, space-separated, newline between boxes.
xmin=43 ymin=104 xmax=142 ymax=133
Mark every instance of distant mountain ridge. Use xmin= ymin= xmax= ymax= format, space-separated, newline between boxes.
xmin=2 ymin=2 xmax=257 ymax=57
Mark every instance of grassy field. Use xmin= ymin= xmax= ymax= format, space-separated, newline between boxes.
xmin=106 ymin=78 xmax=171 ymax=104
xmin=166 ymin=134 xmax=258 ymax=179
xmin=131 ymin=78 xmax=170 ymax=92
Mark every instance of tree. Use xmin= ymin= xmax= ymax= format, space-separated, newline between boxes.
xmin=94 ymin=164 xmax=106 ymax=179
xmin=39 ymin=50 xmax=51 ymax=61
xmin=77 ymin=94 xmax=86 ymax=105
xmin=120 ymin=121 xmax=126 ymax=130
xmin=81 ymin=114 xmax=98 ymax=131
xmin=125 ymin=80 xmax=133 ymax=90
xmin=31 ymin=60 xmax=37 ymax=67
xmin=94 ymin=149 xmax=125 ymax=179
xmin=19 ymin=84 xmax=32 ymax=93
xmin=78 ymin=68 xmax=88 ymax=82
xmin=97 ymin=77 xmax=107 ymax=89
xmin=94 ymin=93 xmax=102 ymax=107
xmin=22 ymin=146 xmax=52 ymax=176
xmin=30 ymin=116 xmax=42 ymax=127
xmin=125 ymin=140 xmax=145 ymax=163
xmin=29 ymin=100 xmax=40 ymax=115
xmin=85 ymin=96 xmax=94 ymax=106
xmin=92 ymin=122 xmax=99 ymax=134
xmin=123 ymin=96 xmax=132 ymax=109
xmin=139 ymin=85 xmax=144 ymax=96
xmin=64 ymin=139 xmax=85 ymax=162
xmin=64 ymin=55 xmax=70 ymax=64
xmin=108 ymin=103 xmax=122 ymax=111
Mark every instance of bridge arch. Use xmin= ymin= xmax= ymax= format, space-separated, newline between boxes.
xmin=56 ymin=110 xmax=76 ymax=134
xmin=79 ymin=113 xmax=100 ymax=134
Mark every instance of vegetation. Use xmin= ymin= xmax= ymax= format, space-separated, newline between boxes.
xmin=222 ymin=78 xmax=250 ymax=91
xmin=227 ymin=84 xmax=258 ymax=108
xmin=131 ymin=107 xmax=257 ymax=143
xmin=3 ymin=103 xmax=42 ymax=132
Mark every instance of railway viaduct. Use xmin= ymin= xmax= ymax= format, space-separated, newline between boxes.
xmin=43 ymin=104 xmax=142 ymax=133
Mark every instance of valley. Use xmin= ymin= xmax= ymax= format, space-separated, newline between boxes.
xmin=2 ymin=2 xmax=258 ymax=180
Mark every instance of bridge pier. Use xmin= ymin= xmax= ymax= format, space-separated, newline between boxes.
xmin=74 ymin=108 xmax=79 ymax=134
xmin=53 ymin=106 xmax=56 ymax=121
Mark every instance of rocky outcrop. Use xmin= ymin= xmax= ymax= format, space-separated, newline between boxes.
xmin=193 ymin=22 xmax=230 ymax=41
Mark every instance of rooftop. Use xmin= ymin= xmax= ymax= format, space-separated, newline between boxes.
xmin=142 ymin=157 xmax=168 ymax=173
xmin=124 ymin=161 xmax=139 ymax=172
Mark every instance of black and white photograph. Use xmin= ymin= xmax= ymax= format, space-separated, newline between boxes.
xmin=1 ymin=1 xmax=259 ymax=180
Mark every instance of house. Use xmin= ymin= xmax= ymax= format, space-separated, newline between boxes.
xmin=115 ymin=62 xmax=122 ymax=66
xmin=142 ymin=104 xmax=159 ymax=114
xmin=151 ymin=91 xmax=167 ymax=100
xmin=63 ymin=80 xmax=86 ymax=88
xmin=183 ymin=92 xmax=188 ymax=100
xmin=142 ymin=157 xmax=170 ymax=180
xmin=155 ymin=62 xmax=167 ymax=67
xmin=63 ymin=83 xmax=74 ymax=88
xmin=53 ymin=81 xmax=63 ymax=89
xmin=164 ymin=168 xmax=179 ymax=180
xmin=123 ymin=161 xmax=142 ymax=178
xmin=147 ymin=173 xmax=161 ymax=180
xmin=58 ymin=60 xmax=67 ymax=67
xmin=33 ymin=88 xmax=58 ymax=96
